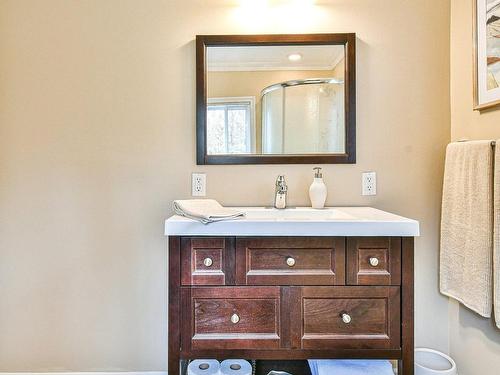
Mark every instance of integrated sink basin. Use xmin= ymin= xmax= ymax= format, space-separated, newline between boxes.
xmin=165 ymin=206 xmax=420 ymax=237
xmin=242 ymin=207 xmax=356 ymax=221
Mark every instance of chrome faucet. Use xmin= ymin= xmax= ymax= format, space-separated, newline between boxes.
xmin=274 ymin=175 xmax=288 ymax=209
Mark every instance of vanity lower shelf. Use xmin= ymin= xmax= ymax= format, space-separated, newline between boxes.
xmin=168 ymin=236 xmax=414 ymax=375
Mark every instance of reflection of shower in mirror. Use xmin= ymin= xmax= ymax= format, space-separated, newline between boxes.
xmin=261 ymin=78 xmax=345 ymax=155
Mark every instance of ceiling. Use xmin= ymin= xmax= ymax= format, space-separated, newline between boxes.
xmin=207 ymin=45 xmax=345 ymax=72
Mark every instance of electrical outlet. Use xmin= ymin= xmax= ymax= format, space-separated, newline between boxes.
xmin=362 ymin=171 xmax=377 ymax=196
xmin=192 ymin=173 xmax=206 ymax=197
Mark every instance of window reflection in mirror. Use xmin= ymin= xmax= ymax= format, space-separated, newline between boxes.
xmin=207 ymin=97 xmax=255 ymax=154
xmin=206 ymin=45 xmax=345 ymax=156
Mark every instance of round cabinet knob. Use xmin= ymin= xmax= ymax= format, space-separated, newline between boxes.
xmin=230 ymin=313 xmax=240 ymax=324
xmin=369 ymin=257 xmax=379 ymax=267
xmin=203 ymin=257 xmax=213 ymax=267
xmin=286 ymin=257 xmax=296 ymax=267
xmin=342 ymin=313 xmax=352 ymax=324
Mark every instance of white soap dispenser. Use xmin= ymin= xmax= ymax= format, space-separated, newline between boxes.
xmin=309 ymin=167 xmax=327 ymax=209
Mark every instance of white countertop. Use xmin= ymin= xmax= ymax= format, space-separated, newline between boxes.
xmin=164 ymin=207 xmax=420 ymax=237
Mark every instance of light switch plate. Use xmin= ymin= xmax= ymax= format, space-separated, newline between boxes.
xmin=362 ymin=171 xmax=377 ymax=196
xmin=192 ymin=173 xmax=206 ymax=196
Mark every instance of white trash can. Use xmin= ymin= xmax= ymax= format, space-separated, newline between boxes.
xmin=415 ymin=348 xmax=457 ymax=375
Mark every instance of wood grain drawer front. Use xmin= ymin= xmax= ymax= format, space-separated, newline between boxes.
xmin=184 ymin=287 xmax=281 ymax=350
xmin=236 ymin=237 xmax=345 ymax=285
xmin=297 ymin=286 xmax=400 ymax=350
xmin=181 ymin=238 xmax=235 ymax=285
xmin=347 ymin=237 xmax=401 ymax=285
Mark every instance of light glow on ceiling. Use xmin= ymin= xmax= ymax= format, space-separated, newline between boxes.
xmin=234 ymin=0 xmax=321 ymax=31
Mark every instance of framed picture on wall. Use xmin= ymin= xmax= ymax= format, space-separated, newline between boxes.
xmin=474 ymin=0 xmax=500 ymax=110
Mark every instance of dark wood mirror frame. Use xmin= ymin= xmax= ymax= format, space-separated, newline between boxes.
xmin=196 ymin=33 xmax=356 ymax=165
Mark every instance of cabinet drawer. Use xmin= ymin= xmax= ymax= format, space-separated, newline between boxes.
xmin=292 ymin=286 xmax=400 ymax=350
xmin=236 ymin=237 xmax=345 ymax=285
xmin=182 ymin=287 xmax=281 ymax=350
xmin=181 ymin=238 xmax=235 ymax=285
xmin=347 ymin=237 xmax=401 ymax=285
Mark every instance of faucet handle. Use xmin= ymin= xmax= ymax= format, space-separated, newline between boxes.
xmin=274 ymin=175 xmax=288 ymax=209
xmin=276 ymin=175 xmax=287 ymax=192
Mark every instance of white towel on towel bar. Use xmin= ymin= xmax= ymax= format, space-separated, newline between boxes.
xmin=172 ymin=199 xmax=244 ymax=224
xmin=440 ymin=140 xmax=494 ymax=317
xmin=494 ymin=140 xmax=500 ymax=328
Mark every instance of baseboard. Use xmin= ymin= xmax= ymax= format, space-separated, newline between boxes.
xmin=1 ymin=372 xmax=167 ymax=375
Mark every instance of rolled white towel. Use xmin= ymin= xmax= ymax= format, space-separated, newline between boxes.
xmin=172 ymin=199 xmax=244 ymax=224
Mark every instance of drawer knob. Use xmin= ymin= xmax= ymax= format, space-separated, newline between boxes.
xmin=342 ymin=313 xmax=352 ymax=324
xmin=230 ymin=313 xmax=240 ymax=324
xmin=369 ymin=257 xmax=379 ymax=267
xmin=203 ymin=257 xmax=213 ymax=267
xmin=286 ymin=257 xmax=296 ymax=267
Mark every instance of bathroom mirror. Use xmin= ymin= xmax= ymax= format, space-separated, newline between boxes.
xmin=196 ymin=34 xmax=356 ymax=164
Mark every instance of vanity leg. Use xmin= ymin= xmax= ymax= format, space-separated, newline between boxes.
xmin=169 ymin=237 xmax=181 ymax=375
xmin=398 ymin=237 xmax=414 ymax=375
xmin=168 ymin=357 xmax=180 ymax=375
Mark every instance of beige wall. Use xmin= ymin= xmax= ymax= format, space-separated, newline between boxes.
xmin=0 ymin=0 xmax=451 ymax=371
xmin=449 ymin=1 xmax=500 ymax=374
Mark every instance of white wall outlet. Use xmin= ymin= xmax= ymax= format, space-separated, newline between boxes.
xmin=362 ymin=171 xmax=377 ymax=196
xmin=192 ymin=173 xmax=206 ymax=197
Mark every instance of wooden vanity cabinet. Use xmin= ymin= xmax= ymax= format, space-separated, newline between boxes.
xmin=169 ymin=236 xmax=414 ymax=374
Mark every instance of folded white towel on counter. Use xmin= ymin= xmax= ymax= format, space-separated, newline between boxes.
xmin=172 ymin=199 xmax=244 ymax=224
xmin=308 ymin=360 xmax=394 ymax=375
xmin=440 ymin=140 xmax=494 ymax=317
